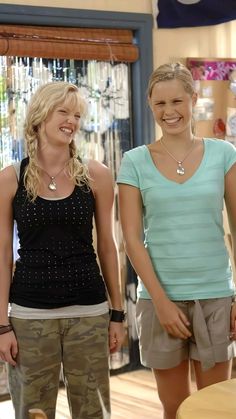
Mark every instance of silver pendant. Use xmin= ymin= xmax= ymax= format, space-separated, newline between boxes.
xmin=177 ymin=163 xmax=185 ymax=176
xmin=48 ymin=179 xmax=57 ymax=191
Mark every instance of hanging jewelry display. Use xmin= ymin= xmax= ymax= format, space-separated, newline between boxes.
xmin=0 ymin=57 xmax=130 ymax=177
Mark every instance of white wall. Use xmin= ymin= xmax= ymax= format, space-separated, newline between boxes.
xmin=154 ymin=20 xmax=236 ymax=67
xmin=0 ymin=0 xmax=152 ymax=13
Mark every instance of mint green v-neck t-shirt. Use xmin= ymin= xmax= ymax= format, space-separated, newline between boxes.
xmin=117 ymin=138 xmax=236 ymax=301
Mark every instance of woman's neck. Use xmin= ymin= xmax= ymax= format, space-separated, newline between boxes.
xmin=160 ymin=133 xmax=195 ymax=151
xmin=36 ymin=148 xmax=71 ymax=171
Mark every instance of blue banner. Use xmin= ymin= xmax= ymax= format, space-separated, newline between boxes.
xmin=155 ymin=0 xmax=236 ymax=28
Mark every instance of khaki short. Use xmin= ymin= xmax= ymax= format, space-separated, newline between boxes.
xmin=136 ymin=297 xmax=236 ymax=371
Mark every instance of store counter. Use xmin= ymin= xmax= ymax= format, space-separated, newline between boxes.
xmin=176 ymin=378 xmax=236 ymax=419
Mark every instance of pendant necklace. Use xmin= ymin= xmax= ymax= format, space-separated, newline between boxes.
xmin=40 ymin=164 xmax=68 ymax=191
xmin=160 ymin=137 xmax=196 ymax=176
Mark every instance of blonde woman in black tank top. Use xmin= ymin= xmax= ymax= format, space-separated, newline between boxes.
xmin=0 ymin=81 xmax=125 ymax=419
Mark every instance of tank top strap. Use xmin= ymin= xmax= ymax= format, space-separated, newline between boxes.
xmin=18 ymin=157 xmax=29 ymax=185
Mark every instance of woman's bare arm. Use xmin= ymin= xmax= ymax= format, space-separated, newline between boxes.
xmin=118 ymin=183 xmax=191 ymax=339
xmin=0 ymin=166 xmax=18 ymax=365
xmin=88 ymin=160 xmax=125 ymax=352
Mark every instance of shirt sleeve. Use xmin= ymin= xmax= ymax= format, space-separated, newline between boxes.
xmin=223 ymin=140 xmax=236 ymax=174
xmin=116 ymin=151 xmax=140 ymax=188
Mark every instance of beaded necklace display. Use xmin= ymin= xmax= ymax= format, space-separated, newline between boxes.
xmin=160 ymin=138 xmax=196 ymax=176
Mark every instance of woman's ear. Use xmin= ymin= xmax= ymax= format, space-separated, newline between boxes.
xmin=192 ymin=92 xmax=198 ymax=107
xmin=148 ymin=96 xmax=152 ymax=110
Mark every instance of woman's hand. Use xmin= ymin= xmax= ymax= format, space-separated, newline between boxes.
xmin=155 ymin=297 xmax=191 ymax=339
xmin=230 ymin=301 xmax=236 ymax=340
xmin=0 ymin=331 xmax=18 ymax=366
xmin=109 ymin=321 xmax=126 ymax=354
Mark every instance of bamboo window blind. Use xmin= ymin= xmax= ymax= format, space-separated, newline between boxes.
xmin=0 ymin=24 xmax=139 ymax=62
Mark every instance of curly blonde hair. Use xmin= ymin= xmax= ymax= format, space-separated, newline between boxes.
xmin=23 ymin=81 xmax=89 ymax=201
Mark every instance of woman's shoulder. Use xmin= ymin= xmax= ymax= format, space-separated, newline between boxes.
xmin=87 ymin=158 xmax=111 ymax=176
xmin=0 ymin=164 xmax=19 ymax=198
xmin=204 ymin=139 xmax=236 ymax=166
xmin=122 ymin=145 xmax=148 ymax=163
xmin=86 ymin=159 xmax=113 ymax=192
xmin=0 ymin=164 xmax=17 ymax=180
xmin=0 ymin=158 xmax=28 ymax=182
xmin=204 ymin=137 xmax=236 ymax=151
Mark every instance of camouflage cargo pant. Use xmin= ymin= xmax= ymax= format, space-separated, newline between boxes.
xmin=8 ymin=314 xmax=110 ymax=419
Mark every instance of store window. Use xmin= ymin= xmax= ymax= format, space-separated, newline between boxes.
xmin=0 ymin=24 xmax=139 ymax=165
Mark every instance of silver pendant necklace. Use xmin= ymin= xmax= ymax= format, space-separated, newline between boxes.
xmin=160 ymin=137 xmax=196 ymax=176
xmin=40 ymin=164 xmax=68 ymax=191
xmin=48 ymin=177 xmax=57 ymax=191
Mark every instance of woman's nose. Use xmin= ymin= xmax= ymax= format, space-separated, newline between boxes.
xmin=67 ymin=115 xmax=76 ymax=124
xmin=163 ymin=105 xmax=174 ymax=115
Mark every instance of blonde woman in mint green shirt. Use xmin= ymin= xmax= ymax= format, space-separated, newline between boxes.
xmin=117 ymin=62 xmax=236 ymax=419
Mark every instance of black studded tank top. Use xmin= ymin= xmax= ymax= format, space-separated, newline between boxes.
xmin=10 ymin=158 xmax=107 ymax=309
